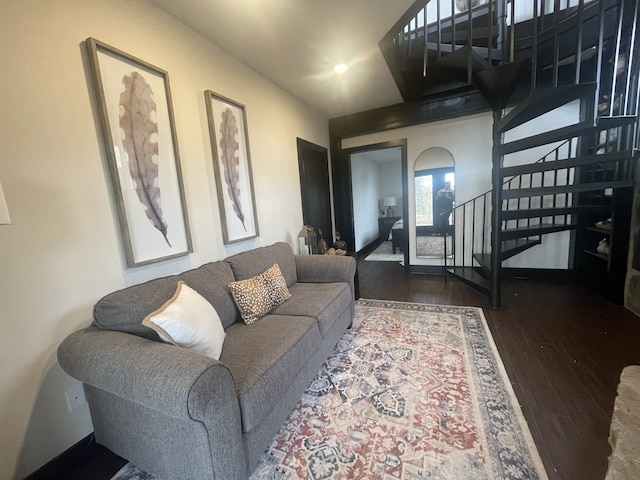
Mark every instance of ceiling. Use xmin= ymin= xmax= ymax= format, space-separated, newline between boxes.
xmin=148 ymin=0 xmax=416 ymax=119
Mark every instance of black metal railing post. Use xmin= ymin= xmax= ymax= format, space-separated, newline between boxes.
xmin=490 ymin=108 xmax=504 ymax=308
xmin=497 ymin=0 xmax=508 ymax=64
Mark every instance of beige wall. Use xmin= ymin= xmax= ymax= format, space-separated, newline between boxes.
xmin=0 ymin=0 xmax=328 ymax=477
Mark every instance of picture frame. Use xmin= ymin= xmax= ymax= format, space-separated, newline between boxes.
xmin=204 ymin=90 xmax=259 ymax=244
xmin=85 ymin=37 xmax=192 ymax=267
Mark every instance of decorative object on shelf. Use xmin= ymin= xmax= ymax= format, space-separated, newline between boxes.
xmin=317 ymin=229 xmax=328 ymax=254
xmin=0 ymin=180 xmax=10 ymax=225
xmin=455 ymin=0 xmax=485 ymax=13
xmin=332 ymin=231 xmax=347 ymax=251
xmin=85 ymin=37 xmax=192 ymax=267
xmin=597 ymin=238 xmax=610 ymax=255
xmin=205 ymin=90 xmax=259 ymax=244
xmin=298 ymin=225 xmax=317 ymax=255
xmin=595 ymin=218 xmax=613 ymax=230
xmin=324 ymin=247 xmax=347 ymax=256
xmin=383 ymin=196 xmax=396 ymax=217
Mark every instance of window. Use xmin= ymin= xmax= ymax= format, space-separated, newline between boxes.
xmin=415 ymin=167 xmax=454 ymax=229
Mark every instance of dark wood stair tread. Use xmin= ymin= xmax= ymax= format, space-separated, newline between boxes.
xmin=502 ymin=180 xmax=634 ymax=198
xmin=473 ymin=239 xmax=541 ymax=274
xmin=446 ymin=267 xmax=491 ymax=295
xmin=495 ymin=83 xmax=597 ymax=133
xmin=501 ymin=205 xmax=611 ymax=220
xmin=597 ymin=115 xmax=637 ymax=129
xmin=501 ymin=222 xmax=577 ymax=240
xmin=498 ymin=121 xmax=594 ymax=155
xmin=500 ymin=150 xmax=633 ymax=177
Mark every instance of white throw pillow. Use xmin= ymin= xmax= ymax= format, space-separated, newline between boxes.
xmin=142 ymin=281 xmax=226 ymax=359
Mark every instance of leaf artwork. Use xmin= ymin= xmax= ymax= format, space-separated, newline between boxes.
xmin=219 ymin=108 xmax=246 ymax=231
xmin=119 ymin=71 xmax=171 ymax=246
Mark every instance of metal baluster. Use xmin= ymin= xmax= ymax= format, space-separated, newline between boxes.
xmin=611 ymin=0 xmax=625 ymax=117
xmin=437 ymin=0 xmax=442 ymax=60
xmin=574 ymin=0 xmax=585 ymax=84
xmin=623 ymin=0 xmax=638 ymax=114
xmin=531 ymin=0 xmax=538 ymax=93
xmin=635 ymin=66 xmax=640 ymax=152
xmin=482 ymin=193 xmax=487 ymax=254
xmin=510 ymin=0 xmax=515 ymax=62
xmin=488 ymin=0 xmax=494 ymax=64
xmin=553 ymin=0 xmax=561 ymax=87
xmin=424 ymin=7 xmax=428 ymax=77
xmin=462 ymin=202 xmax=467 ymax=265
xmin=468 ymin=0 xmax=473 ymax=85
xmin=566 ymin=138 xmax=572 ymax=225
xmin=496 ymin=0 xmax=507 ymax=64
xmin=452 ymin=0 xmax=457 ymax=51
xmin=593 ymin=0 xmax=607 ymax=125
xmin=472 ymin=197 xmax=477 ymax=260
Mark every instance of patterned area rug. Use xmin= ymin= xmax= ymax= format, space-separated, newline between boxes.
xmin=365 ymin=238 xmax=453 ymax=262
xmin=253 ymin=299 xmax=546 ymax=479
xmin=364 ymin=241 xmax=403 ymax=262
xmin=112 ymin=300 xmax=547 ymax=480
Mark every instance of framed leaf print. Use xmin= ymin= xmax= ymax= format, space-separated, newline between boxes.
xmin=85 ymin=37 xmax=192 ymax=267
xmin=205 ymin=90 xmax=259 ymax=244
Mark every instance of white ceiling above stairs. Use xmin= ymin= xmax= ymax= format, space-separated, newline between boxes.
xmin=147 ymin=0 xmax=416 ymax=118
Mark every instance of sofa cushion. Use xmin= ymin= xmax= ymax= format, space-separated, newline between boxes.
xmin=94 ymin=261 xmax=238 ymax=338
xmin=225 ymin=242 xmax=297 ymax=287
xmin=94 ymin=275 xmax=181 ymax=340
xmin=220 ymin=314 xmax=320 ymax=433
xmin=142 ymin=281 xmax=226 ymax=359
xmin=272 ymin=282 xmax=352 ymax=336
xmin=181 ymin=262 xmax=238 ymax=329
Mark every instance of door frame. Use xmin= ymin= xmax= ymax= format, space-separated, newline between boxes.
xmin=341 ymin=139 xmax=408 ymax=270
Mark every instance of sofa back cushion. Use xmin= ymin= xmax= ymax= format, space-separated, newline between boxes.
xmin=181 ymin=262 xmax=238 ymax=329
xmin=225 ymin=242 xmax=297 ymax=287
xmin=93 ymin=261 xmax=238 ymax=339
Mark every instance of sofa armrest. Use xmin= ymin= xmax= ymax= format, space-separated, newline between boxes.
xmin=295 ymin=254 xmax=357 ymax=304
xmin=57 ymin=327 xmax=239 ymax=421
xmin=58 ymin=327 xmax=248 ymax=479
xmin=295 ymin=254 xmax=356 ymax=284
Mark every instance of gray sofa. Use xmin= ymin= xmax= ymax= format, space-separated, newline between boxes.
xmin=57 ymin=242 xmax=356 ymax=480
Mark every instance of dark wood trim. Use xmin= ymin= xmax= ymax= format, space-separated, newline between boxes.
xmin=23 ymin=433 xmax=127 ymax=480
xmin=337 ymin=140 xmax=410 ymax=271
xmin=329 ymin=92 xmax=492 ymax=270
xmin=329 ymin=90 xmax=490 ymax=140
xmin=409 ymin=265 xmax=448 ymax=274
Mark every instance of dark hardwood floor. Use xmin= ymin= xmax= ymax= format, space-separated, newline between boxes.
xmin=32 ymin=257 xmax=640 ymax=480
xmin=358 ymin=257 xmax=640 ymax=480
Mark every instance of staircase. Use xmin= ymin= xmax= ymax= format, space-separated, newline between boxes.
xmin=381 ymin=0 xmax=639 ymax=308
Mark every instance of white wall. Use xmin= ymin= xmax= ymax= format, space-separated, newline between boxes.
xmin=343 ymin=113 xmax=493 ymax=265
xmin=0 ymin=0 xmax=328 ymax=477
xmin=351 ymin=154 xmax=380 ymax=251
xmin=378 ymin=161 xmax=403 ymax=217
xmin=342 ymin=102 xmax=579 ymax=269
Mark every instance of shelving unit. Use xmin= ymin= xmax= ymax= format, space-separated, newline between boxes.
xmin=574 ymin=187 xmax=633 ymax=304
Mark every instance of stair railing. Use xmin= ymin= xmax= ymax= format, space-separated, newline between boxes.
xmin=392 ymin=0 xmax=605 ymax=91
xmin=452 ymin=139 xmax=574 ymax=268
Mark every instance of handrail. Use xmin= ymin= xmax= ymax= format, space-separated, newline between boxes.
xmin=382 ymin=0 xmax=639 ymax=305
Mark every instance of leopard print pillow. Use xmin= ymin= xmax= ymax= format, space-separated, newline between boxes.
xmin=262 ymin=263 xmax=292 ymax=306
xmin=229 ymin=264 xmax=291 ymax=324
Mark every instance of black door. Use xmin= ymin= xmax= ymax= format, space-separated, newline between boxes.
xmin=297 ymin=138 xmax=332 ymax=244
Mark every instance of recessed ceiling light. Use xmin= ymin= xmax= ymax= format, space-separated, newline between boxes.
xmin=334 ymin=63 xmax=348 ymax=74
